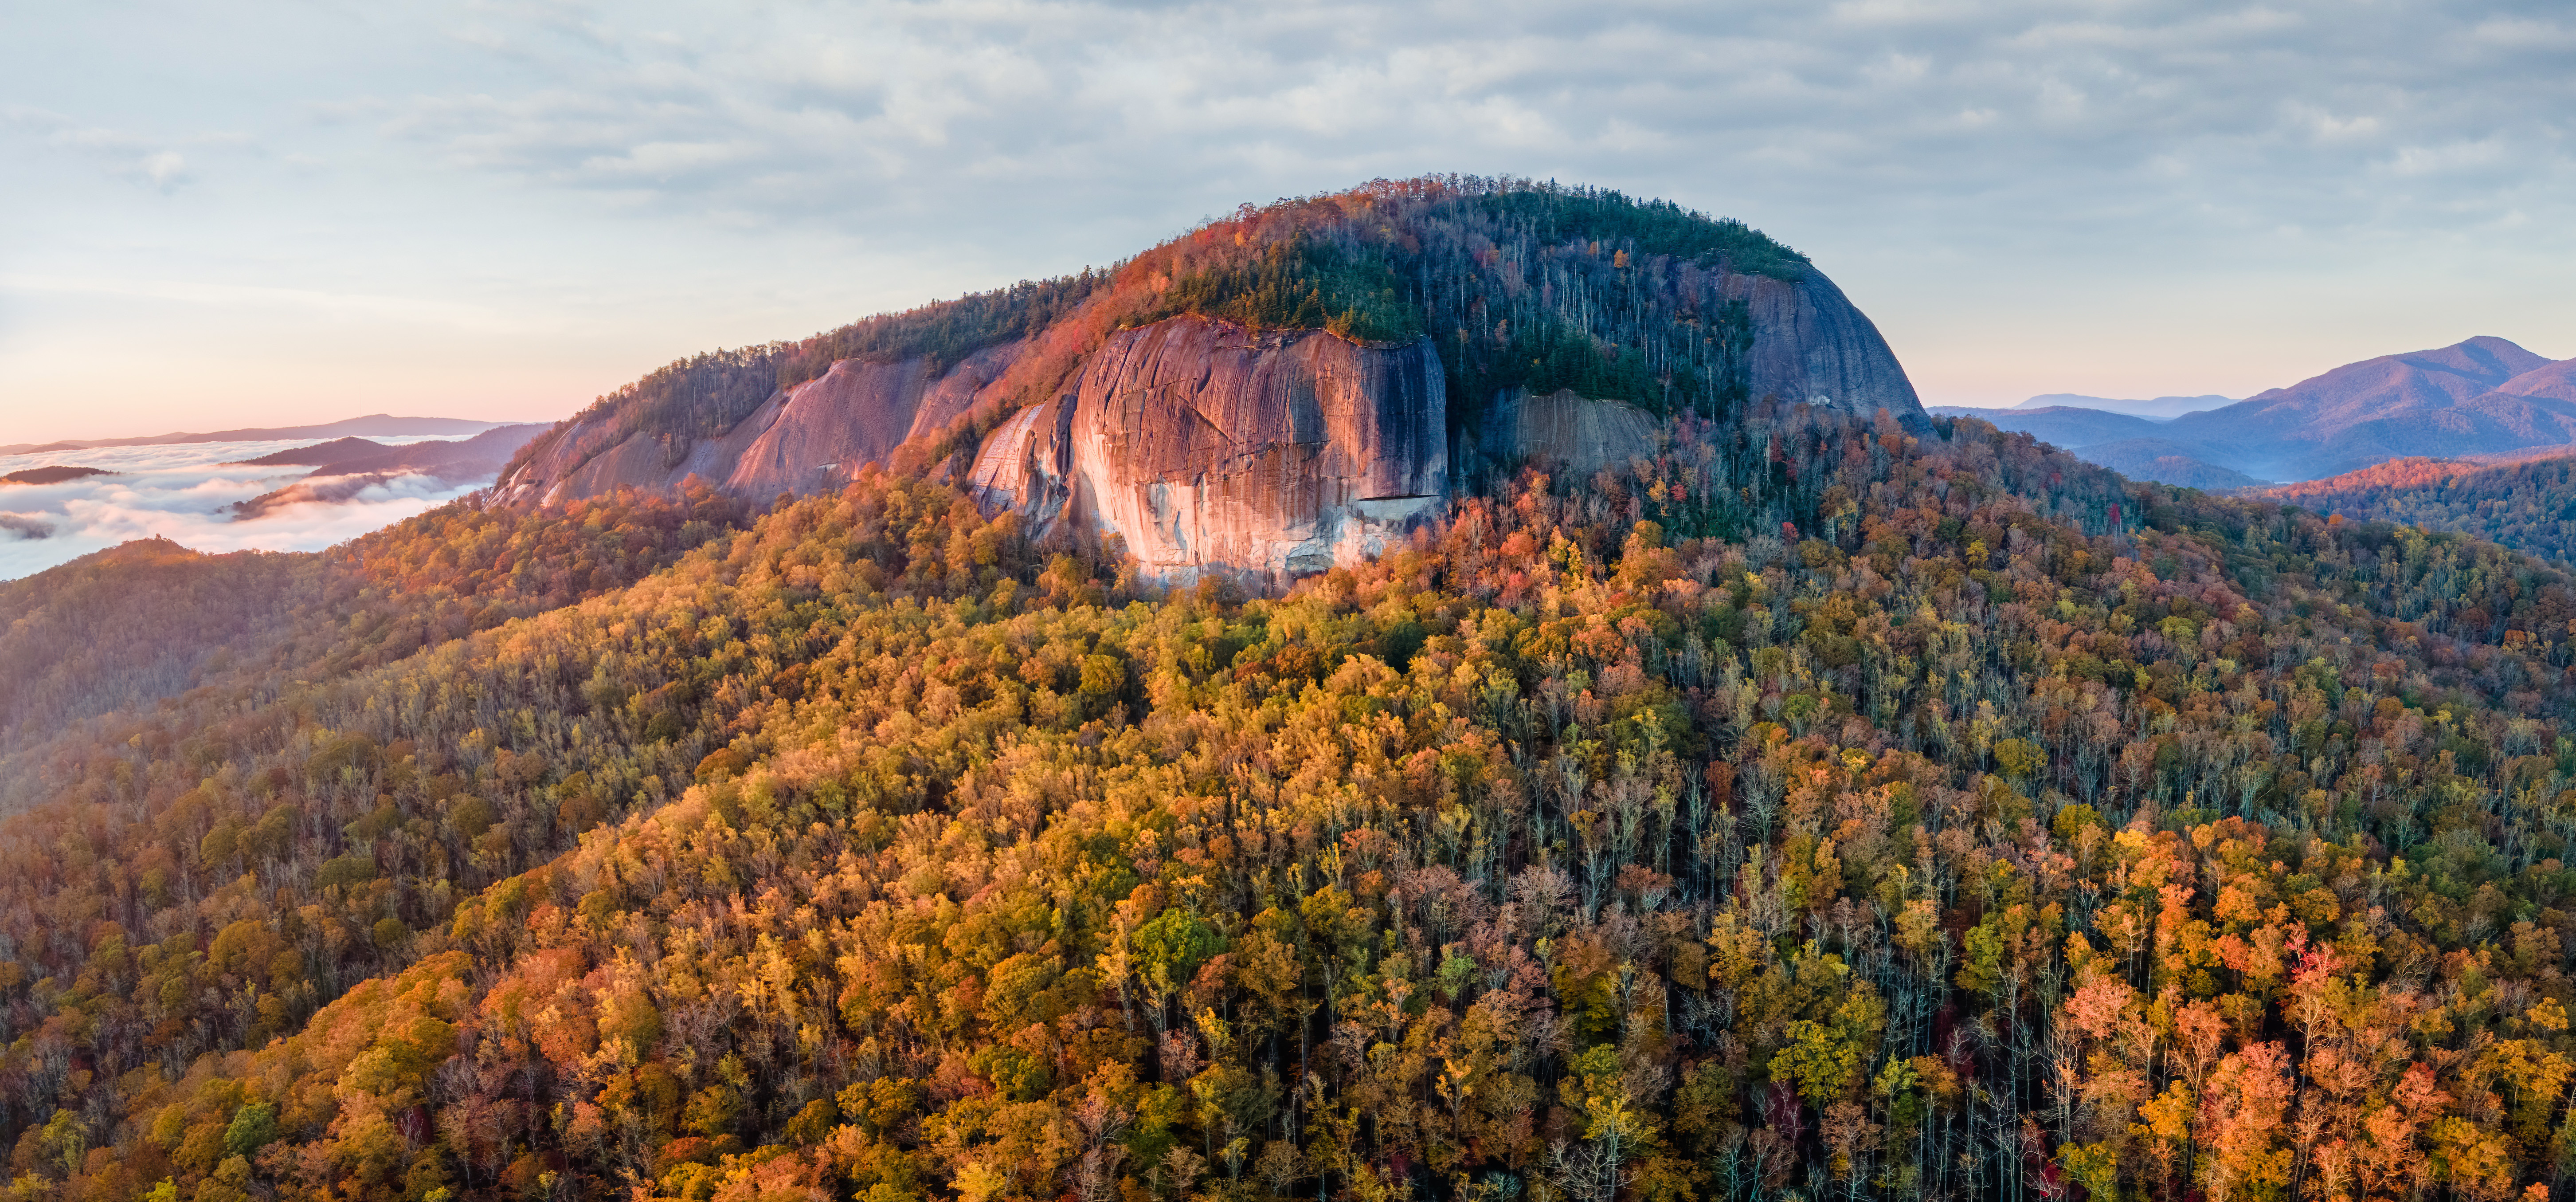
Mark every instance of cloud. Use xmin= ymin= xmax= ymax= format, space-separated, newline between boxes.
xmin=1 ymin=105 xmax=212 ymax=192
xmin=139 ymin=150 xmax=188 ymax=189
xmin=0 ymin=439 xmax=487 ymax=581
xmin=351 ymin=0 xmax=2573 ymax=257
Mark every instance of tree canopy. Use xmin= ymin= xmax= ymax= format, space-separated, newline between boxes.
xmin=8 ymin=402 xmax=2576 ymax=1202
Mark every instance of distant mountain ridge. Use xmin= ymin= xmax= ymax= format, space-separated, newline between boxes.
xmin=232 ymin=437 xmax=395 ymax=466
xmin=1927 ymin=405 xmax=2166 ymax=448
xmin=2158 ymin=335 xmax=2564 ymax=479
xmin=2016 ymin=392 xmax=2235 ymax=419
xmin=0 ymin=414 xmax=502 ymax=457
xmin=1942 ymin=337 xmax=2573 ymax=487
xmin=2061 ymin=440 xmax=2268 ymax=489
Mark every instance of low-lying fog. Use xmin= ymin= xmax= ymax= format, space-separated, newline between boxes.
xmin=0 ymin=436 xmax=487 ymax=580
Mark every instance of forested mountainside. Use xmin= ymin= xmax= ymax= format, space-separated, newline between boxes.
xmin=9 ymin=385 xmax=2576 ymax=1202
xmin=496 ymin=177 xmax=1922 ymax=524
xmin=0 ymin=489 xmax=744 ymax=766
xmin=2256 ymin=448 xmax=2576 ymax=564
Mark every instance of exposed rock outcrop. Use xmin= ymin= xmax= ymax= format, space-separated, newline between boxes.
xmin=1476 ymin=387 xmax=1660 ymax=479
xmin=503 ymin=268 xmax=1930 ymax=579
xmin=504 ymin=342 xmax=1026 ymax=503
xmin=491 ymin=189 xmax=1936 ymax=582
xmin=971 ymin=317 xmax=1445 ymax=581
xmin=1742 ymin=272 xmax=1925 ymax=421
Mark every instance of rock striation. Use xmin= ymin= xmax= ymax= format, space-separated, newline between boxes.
xmin=970 ymin=317 xmax=1445 ymax=581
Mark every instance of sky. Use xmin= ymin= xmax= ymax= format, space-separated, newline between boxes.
xmin=4 ymin=0 xmax=2572 ymax=445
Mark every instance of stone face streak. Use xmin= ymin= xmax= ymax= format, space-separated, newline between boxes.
xmin=724 ymin=358 xmax=932 ymax=497
xmin=974 ymin=317 xmax=1448 ymax=582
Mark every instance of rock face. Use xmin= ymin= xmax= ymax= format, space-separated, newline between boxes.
xmin=1477 ymin=388 xmax=1659 ymax=479
xmin=1742 ymin=273 xmax=1925 ymax=420
xmin=499 ymin=263 xmax=1931 ymax=581
xmin=503 ymin=342 xmax=1024 ymax=503
xmin=971 ymin=317 xmax=1446 ymax=581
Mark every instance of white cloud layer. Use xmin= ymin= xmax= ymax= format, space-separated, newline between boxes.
xmin=0 ymin=438 xmax=485 ymax=581
xmin=1 ymin=0 xmax=2571 ymax=435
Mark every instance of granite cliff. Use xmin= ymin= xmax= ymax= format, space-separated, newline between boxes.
xmin=968 ymin=317 xmax=1445 ymax=578
xmin=495 ymin=177 xmax=1930 ymax=580
xmin=1746 ymin=269 xmax=1923 ymax=419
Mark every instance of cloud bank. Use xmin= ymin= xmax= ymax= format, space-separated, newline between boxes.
xmin=374 ymin=0 xmax=2576 ymax=254
xmin=0 ymin=438 xmax=485 ymax=581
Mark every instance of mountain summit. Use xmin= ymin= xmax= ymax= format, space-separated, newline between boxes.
xmin=1949 ymin=336 xmax=2574 ymax=485
xmin=499 ymin=177 xmax=1926 ymax=579
xmin=2151 ymin=335 xmax=2567 ymax=480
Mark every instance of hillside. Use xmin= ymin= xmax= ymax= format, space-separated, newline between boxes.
xmin=2493 ymin=357 xmax=2576 ymax=404
xmin=2255 ymin=446 xmax=2576 ymax=562
xmin=12 ymin=400 xmax=2576 ymax=1202
xmin=1919 ymin=412 xmax=2264 ymax=488
xmin=0 ymin=490 xmax=746 ymax=762
xmin=8 ymin=182 xmax=2576 ymax=1202
xmin=0 ymin=465 xmax=113 ymax=485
